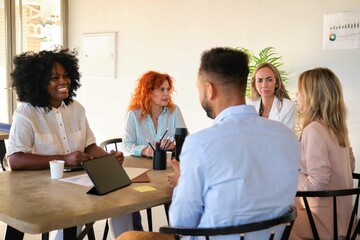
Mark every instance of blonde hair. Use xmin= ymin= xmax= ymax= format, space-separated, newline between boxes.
xmin=298 ymin=67 xmax=349 ymax=147
xmin=250 ymin=63 xmax=290 ymax=101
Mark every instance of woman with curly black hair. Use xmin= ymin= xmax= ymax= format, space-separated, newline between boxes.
xmin=11 ymin=47 xmax=81 ymax=110
xmin=8 ymin=48 xmax=124 ymax=169
xmin=7 ymin=48 xmax=133 ymax=239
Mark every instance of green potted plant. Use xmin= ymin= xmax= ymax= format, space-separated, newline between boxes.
xmin=238 ymin=47 xmax=288 ymax=96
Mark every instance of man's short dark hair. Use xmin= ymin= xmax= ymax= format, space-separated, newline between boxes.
xmin=199 ymin=47 xmax=249 ymax=92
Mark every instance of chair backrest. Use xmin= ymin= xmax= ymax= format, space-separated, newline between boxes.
xmin=353 ymin=172 xmax=360 ymax=188
xmin=159 ymin=206 xmax=297 ymax=240
xmin=0 ymin=123 xmax=11 ymax=171
xmin=0 ymin=140 xmax=6 ymax=171
xmin=296 ymin=173 xmax=360 ymax=240
xmin=100 ymin=138 xmax=122 ymax=152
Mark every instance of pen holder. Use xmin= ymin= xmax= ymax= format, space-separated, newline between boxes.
xmin=153 ymin=150 xmax=166 ymax=170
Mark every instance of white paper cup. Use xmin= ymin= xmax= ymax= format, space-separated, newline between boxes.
xmin=166 ymin=151 xmax=172 ymax=167
xmin=49 ymin=160 xmax=65 ymax=179
xmin=166 ymin=151 xmax=172 ymax=160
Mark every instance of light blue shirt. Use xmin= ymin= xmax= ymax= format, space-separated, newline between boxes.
xmin=121 ymin=105 xmax=186 ymax=156
xmin=169 ymin=105 xmax=300 ymax=240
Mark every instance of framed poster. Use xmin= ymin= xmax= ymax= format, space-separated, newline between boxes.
xmin=82 ymin=32 xmax=117 ymax=78
xmin=323 ymin=12 xmax=360 ymax=50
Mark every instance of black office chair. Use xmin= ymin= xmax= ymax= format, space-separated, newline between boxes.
xmin=160 ymin=206 xmax=296 ymax=240
xmin=100 ymin=138 xmax=123 ymax=152
xmin=0 ymin=123 xmax=11 ymax=171
xmin=0 ymin=139 xmax=6 ymax=171
xmin=100 ymin=138 xmax=170 ymax=239
xmin=100 ymin=138 xmax=152 ymax=238
xmin=100 ymin=138 xmax=124 ymax=240
xmin=295 ymin=173 xmax=360 ymax=240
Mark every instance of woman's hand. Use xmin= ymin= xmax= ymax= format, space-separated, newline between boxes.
xmin=110 ymin=150 xmax=124 ymax=165
xmin=142 ymin=147 xmax=154 ymax=158
xmin=160 ymin=139 xmax=175 ymax=151
xmin=64 ymin=151 xmax=93 ymax=166
xmin=167 ymin=159 xmax=180 ymax=188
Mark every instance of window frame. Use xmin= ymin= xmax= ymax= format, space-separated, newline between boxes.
xmin=3 ymin=0 xmax=68 ymax=123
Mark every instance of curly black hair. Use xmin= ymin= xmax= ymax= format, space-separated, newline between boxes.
xmin=11 ymin=47 xmax=81 ymax=112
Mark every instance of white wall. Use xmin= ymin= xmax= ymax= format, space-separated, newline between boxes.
xmin=68 ymin=0 xmax=360 ymax=168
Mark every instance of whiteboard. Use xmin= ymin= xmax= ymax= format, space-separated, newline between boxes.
xmin=82 ymin=32 xmax=117 ymax=78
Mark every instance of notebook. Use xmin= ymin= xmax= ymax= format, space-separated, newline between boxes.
xmin=81 ymin=155 xmax=132 ymax=195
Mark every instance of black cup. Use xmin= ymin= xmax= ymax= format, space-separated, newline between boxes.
xmin=175 ymin=128 xmax=188 ymax=161
xmin=153 ymin=150 xmax=166 ymax=170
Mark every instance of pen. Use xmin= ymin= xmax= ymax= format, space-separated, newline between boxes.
xmin=164 ymin=137 xmax=173 ymax=151
xmin=159 ymin=128 xmax=169 ymax=143
xmin=162 ymin=136 xmax=170 ymax=150
xmin=146 ymin=139 xmax=155 ymax=151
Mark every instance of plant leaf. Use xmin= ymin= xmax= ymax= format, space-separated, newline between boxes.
xmin=237 ymin=46 xmax=288 ymax=96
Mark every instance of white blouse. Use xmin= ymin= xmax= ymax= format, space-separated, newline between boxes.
xmin=248 ymin=96 xmax=298 ymax=130
xmin=7 ymin=100 xmax=96 ymax=157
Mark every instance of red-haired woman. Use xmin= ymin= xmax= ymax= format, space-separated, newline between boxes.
xmin=120 ymin=71 xmax=186 ymax=233
xmin=121 ymin=71 xmax=186 ymax=157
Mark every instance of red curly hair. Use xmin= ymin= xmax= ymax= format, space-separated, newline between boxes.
xmin=128 ymin=71 xmax=175 ymax=120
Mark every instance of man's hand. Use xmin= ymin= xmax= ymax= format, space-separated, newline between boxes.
xmin=167 ymin=159 xmax=180 ymax=188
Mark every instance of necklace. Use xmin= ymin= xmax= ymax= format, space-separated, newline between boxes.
xmin=151 ymin=113 xmax=161 ymax=121
xmin=151 ymin=108 xmax=163 ymax=120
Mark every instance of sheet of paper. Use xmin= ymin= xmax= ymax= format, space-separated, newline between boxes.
xmin=59 ymin=173 xmax=93 ymax=187
xmin=59 ymin=167 xmax=149 ymax=187
xmin=124 ymin=167 xmax=149 ymax=180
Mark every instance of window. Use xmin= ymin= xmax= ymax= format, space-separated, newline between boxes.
xmin=0 ymin=0 xmax=67 ymax=123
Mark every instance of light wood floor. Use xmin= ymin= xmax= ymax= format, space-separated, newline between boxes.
xmin=0 ymin=206 xmax=169 ymax=240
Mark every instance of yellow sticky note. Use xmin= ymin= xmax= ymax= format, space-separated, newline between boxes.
xmin=133 ymin=186 xmax=157 ymax=192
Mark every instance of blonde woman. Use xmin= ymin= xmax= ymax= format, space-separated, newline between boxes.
xmin=248 ymin=63 xmax=297 ymax=129
xmin=290 ymin=68 xmax=355 ymax=240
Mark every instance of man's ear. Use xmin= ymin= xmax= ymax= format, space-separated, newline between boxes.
xmin=206 ymin=82 xmax=216 ymax=100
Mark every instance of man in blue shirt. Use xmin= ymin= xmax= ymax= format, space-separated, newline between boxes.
xmin=118 ymin=47 xmax=300 ymax=240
